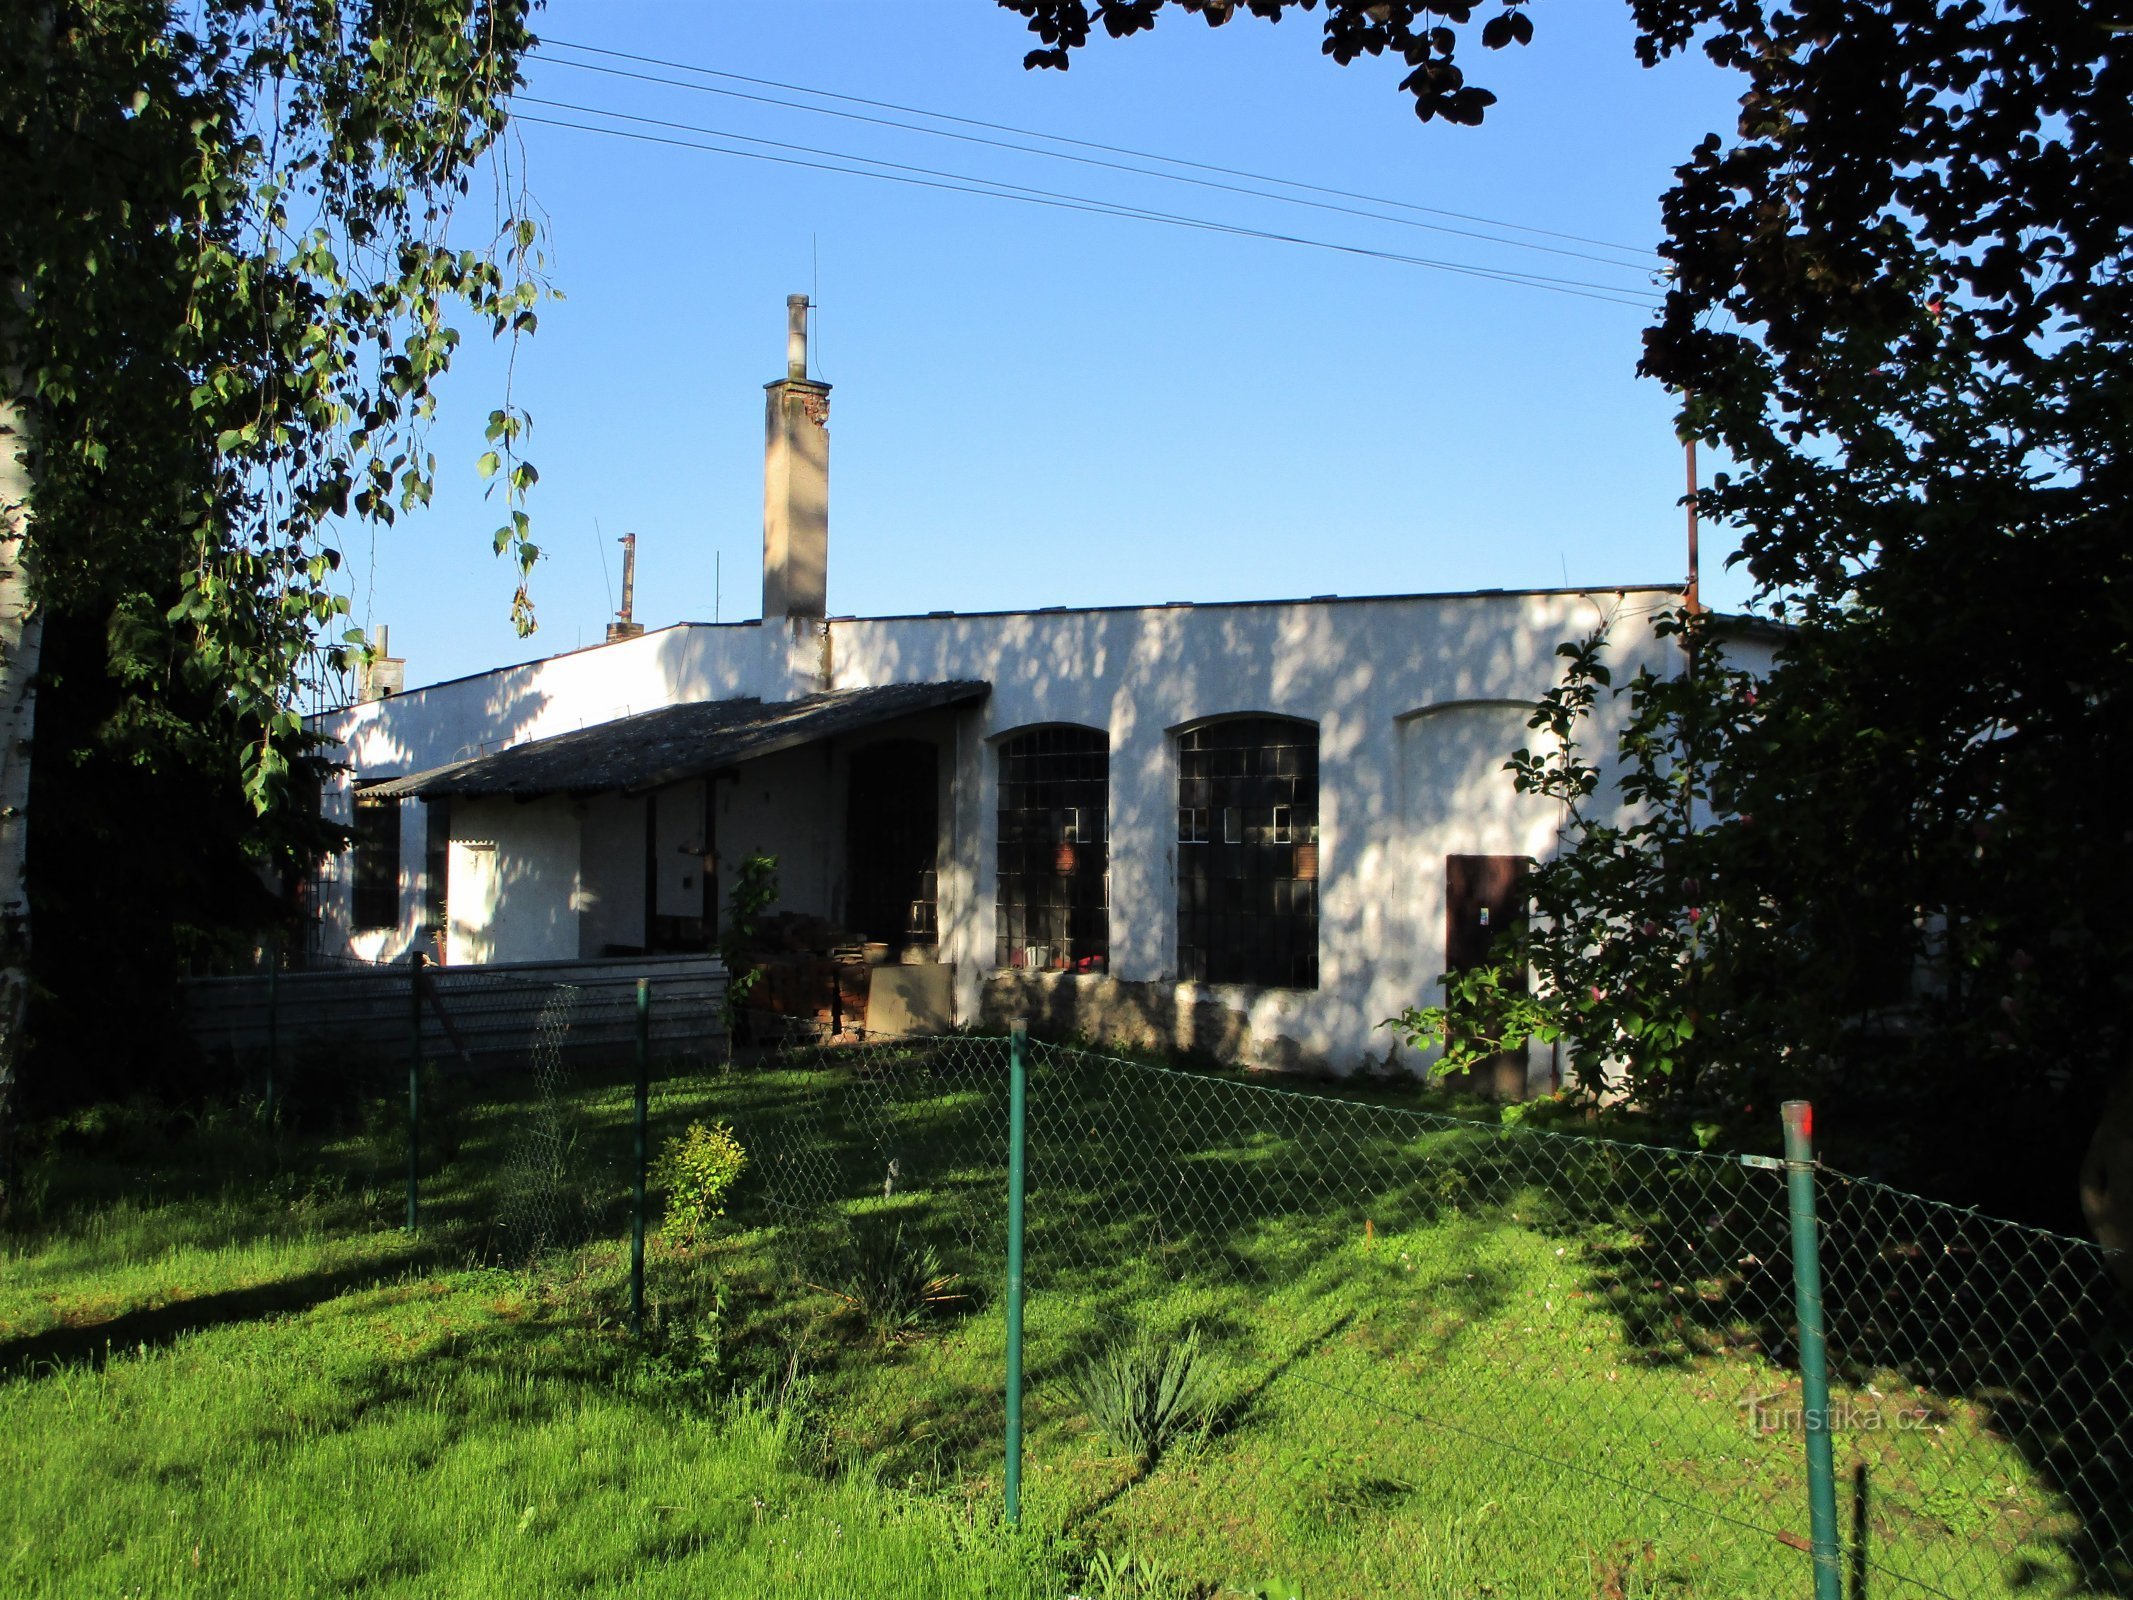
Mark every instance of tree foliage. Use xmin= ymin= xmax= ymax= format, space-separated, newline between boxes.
xmin=1008 ymin=1 xmax=2133 ymax=1205
xmin=0 ymin=0 xmax=546 ymax=1105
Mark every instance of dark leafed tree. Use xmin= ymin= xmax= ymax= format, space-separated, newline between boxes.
xmin=1007 ymin=1 xmax=2132 ymax=1217
xmin=0 ymin=0 xmax=548 ymax=1215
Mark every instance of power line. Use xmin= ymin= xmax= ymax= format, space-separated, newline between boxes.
xmin=535 ymin=48 xmax=1659 ymax=278
xmin=539 ymin=35 xmax=1664 ymax=264
xmin=512 ymin=98 xmax=1661 ymax=310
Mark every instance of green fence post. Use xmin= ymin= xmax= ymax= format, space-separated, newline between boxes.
xmin=1004 ymin=1020 xmax=1030 ymax=1527
xmin=407 ymin=950 xmax=425 ymax=1232
xmin=263 ymin=935 xmax=278 ymax=1126
xmin=631 ymin=976 xmax=649 ymax=1338
xmin=1782 ymin=1100 xmax=1842 ymax=1600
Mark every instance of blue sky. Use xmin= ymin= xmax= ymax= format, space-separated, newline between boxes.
xmin=346 ymin=0 xmax=1757 ymax=692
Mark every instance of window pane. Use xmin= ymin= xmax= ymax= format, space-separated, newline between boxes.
xmin=997 ymin=727 xmax=1108 ymax=972
xmin=1176 ymin=718 xmax=1318 ymax=989
xmin=352 ymin=793 xmax=401 ymax=933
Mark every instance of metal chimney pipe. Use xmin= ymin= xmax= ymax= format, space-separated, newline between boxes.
xmin=605 ymin=533 xmax=646 ymax=642
xmin=786 ymin=293 xmax=809 ymax=381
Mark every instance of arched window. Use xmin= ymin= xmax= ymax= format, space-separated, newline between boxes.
xmin=1177 ymin=716 xmax=1318 ymax=988
xmin=996 ymin=726 xmax=1108 ymax=973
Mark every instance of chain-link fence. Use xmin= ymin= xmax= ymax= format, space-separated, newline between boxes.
xmin=176 ymin=992 xmax=2133 ymax=1595
xmin=735 ymin=1027 xmax=2132 ymax=1599
xmin=188 ymin=954 xmax=735 ymax=1251
xmin=187 ymin=958 xmax=661 ymax=1266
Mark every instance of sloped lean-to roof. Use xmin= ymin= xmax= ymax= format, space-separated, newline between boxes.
xmin=358 ymin=681 xmax=991 ymax=801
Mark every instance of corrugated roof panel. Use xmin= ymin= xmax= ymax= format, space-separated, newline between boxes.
xmin=359 ymin=681 xmax=990 ymax=800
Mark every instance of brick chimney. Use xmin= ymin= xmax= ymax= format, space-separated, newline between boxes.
xmin=762 ymin=294 xmax=830 ymax=622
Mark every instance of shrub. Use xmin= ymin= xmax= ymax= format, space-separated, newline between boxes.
xmin=634 ymin=1288 xmax=728 ymax=1406
xmin=813 ymin=1223 xmax=965 ymax=1345
xmin=1070 ymin=1327 xmax=1216 ymax=1468
xmin=654 ymin=1121 xmax=748 ymax=1247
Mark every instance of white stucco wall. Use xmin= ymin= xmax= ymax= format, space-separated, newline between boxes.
xmin=448 ymin=797 xmax=581 ymax=964
xmin=319 ymin=782 xmax=431 ymax=965
xmin=317 ymin=618 xmax=814 ymax=787
xmin=716 ymin=742 xmax=836 ymax=926
xmin=578 ymin=791 xmax=648 ymax=956
xmin=313 ymin=618 xmax=815 ymax=960
xmin=311 ymin=586 xmax=1753 ymax=1073
xmin=826 ymin=588 xmax=1687 ymax=1071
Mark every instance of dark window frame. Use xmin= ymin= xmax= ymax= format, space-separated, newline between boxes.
xmin=996 ymin=725 xmax=1109 ymax=974
xmin=423 ymin=798 xmax=450 ymax=937
xmin=1176 ymin=715 xmax=1319 ymax=988
xmin=351 ymin=791 xmax=402 ymax=933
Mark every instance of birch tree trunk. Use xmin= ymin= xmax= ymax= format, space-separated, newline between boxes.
xmin=0 ymin=388 xmax=39 ymax=1224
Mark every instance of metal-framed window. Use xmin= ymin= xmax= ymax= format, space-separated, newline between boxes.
xmin=1176 ymin=716 xmax=1318 ymax=987
xmin=996 ymin=725 xmax=1108 ymax=973
xmin=351 ymin=792 xmax=402 ymax=933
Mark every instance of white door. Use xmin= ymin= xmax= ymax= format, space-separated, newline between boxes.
xmin=447 ymin=839 xmax=498 ymax=966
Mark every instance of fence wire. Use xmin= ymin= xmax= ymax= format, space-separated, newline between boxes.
xmin=737 ymin=1029 xmax=2132 ymax=1599
xmin=220 ymin=964 xmax=647 ymax=1262
xmin=491 ymin=983 xmax=605 ymax=1264
xmin=220 ymin=991 xmax=2133 ymax=1596
xmin=1814 ymin=1168 xmax=2133 ymax=1597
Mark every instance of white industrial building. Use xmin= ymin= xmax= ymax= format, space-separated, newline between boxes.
xmin=310 ymin=297 xmax=1757 ymax=1082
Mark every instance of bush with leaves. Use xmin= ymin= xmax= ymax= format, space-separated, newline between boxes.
xmin=653 ymin=1121 xmax=748 ymax=1249
xmin=1387 ymin=614 xmax=1772 ymax=1117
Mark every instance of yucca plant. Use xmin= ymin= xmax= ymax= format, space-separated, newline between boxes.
xmin=812 ymin=1223 xmax=965 ymax=1345
xmin=1075 ymin=1544 xmax=1187 ymax=1598
xmin=1070 ymin=1327 xmax=1216 ymax=1468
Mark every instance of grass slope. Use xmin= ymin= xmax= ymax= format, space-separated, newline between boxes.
xmin=1 ymin=1097 xmax=1064 ymax=1600
xmin=1 ymin=1044 xmax=2111 ymax=1598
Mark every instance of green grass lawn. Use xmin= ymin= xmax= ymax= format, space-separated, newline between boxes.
xmin=0 ymin=1040 xmax=2115 ymax=1598
xmin=0 ymin=1088 xmax=1068 ymax=1600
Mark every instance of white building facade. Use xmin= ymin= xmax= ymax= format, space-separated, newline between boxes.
xmin=310 ymin=299 xmax=1749 ymax=1082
